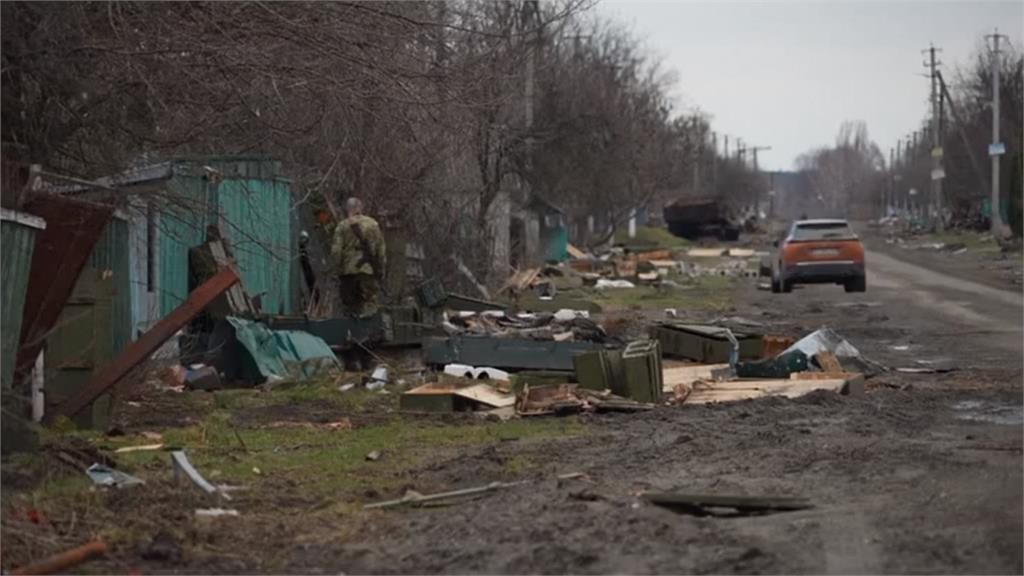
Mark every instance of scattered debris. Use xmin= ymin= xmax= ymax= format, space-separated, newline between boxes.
xmin=195 ymin=508 xmax=239 ymax=518
xmin=364 ymin=481 xmax=527 ymax=509
xmin=171 ymin=450 xmax=231 ymax=500
xmin=184 ymin=365 xmax=222 ymax=391
xmin=114 ymin=443 xmax=164 ymax=454
xmin=685 ymin=374 xmax=863 ymax=404
xmin=366 ymin=450 xmax=382 ymax=462
xmin=11 ymin=539 xmax=108 ymax=575
xmin=595 ymin=278 xmax=635 ymax=289
xmin=85 ymin=463 xmax=144 ymax=488
xmin=643 ymin=492 xmax=813 ymax=517
xmin=890 ymin=345 xmax=910 ymax=351
xmin=782 ymin=328 xmax=885 ymax=375
xmin=400 ymin=381 xmax=515 ymax=412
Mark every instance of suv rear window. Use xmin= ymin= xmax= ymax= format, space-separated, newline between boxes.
xmin=791 ymin=222 xmax=856 ymax=241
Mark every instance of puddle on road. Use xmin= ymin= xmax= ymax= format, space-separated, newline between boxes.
xmin=951 ymin=400 xmax=1024 ymax=426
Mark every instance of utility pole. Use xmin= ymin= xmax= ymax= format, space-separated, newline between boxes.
xmin=748 ymin=146 xmax=772 ymax=215
xmin=723 ymin=135 xmax=730 ymax=159
xmin=888 ymin=147 xmax=895 ymax=216
xmin=691 ymin=117 xmax=702 ymax=196
xmin=895 ymin=139 xmax=902 ymax=213
xmin=924 ymin=44 xmax=944 ymax=230
xmin=711 ymin=131 xmax=719 ymax=196
xmin=987 ymin=28 xmax=1007 ymax=235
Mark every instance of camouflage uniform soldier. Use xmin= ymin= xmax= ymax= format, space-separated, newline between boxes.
xmin=332 ymin=197 xmax=386 ymax=317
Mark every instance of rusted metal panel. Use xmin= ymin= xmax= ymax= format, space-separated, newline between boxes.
xmin=47 ymin=267 xmax=239 ymax=422
xmin=1 ymin=209 xmax=45 ymax=389
xmin=15 ymin=195 xmax=114 ymax=388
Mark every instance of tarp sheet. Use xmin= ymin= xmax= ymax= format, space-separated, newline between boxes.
xmin=226 ymin=316 xmax=340 ymax=382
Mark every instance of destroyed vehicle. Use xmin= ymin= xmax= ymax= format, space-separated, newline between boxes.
xmin=771 ymin=219 xmax=866 ymax=294
xmin=662 ymin=197 xmax=741 ymax=241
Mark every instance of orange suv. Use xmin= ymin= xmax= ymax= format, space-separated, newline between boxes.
xmin=772 ymin=219 xmax=866 ymax=293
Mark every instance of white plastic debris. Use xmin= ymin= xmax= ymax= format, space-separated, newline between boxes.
xmin=370 ymin=366 xmax=388 ymax=383
xmin=444 ymin=363 xmax=476 ymax=379
xmin=339 ymin=383 xmax=356 ymax=392
xmin=86 ymin=463 xmax=144 ymax=488
xmin=195 ymin=508 xmax=239 ymax=518
xmin=553 ymin=309 xmax=590 ymax=321
xmin=595 ymin=279 xmax=635 ymax=289
xmin=473 ymin=367 xmax=510 ymax=382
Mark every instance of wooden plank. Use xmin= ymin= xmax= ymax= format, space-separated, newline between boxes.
xmin=684 ymin=378 xmax=850 ymax=404
xmin=566 ymin=243 xmax=587 ymax=260
xmin=452 ymin=383 xmax=515 ymax=408
xmin=814 ymin=351 xmax=843 ymax=372
xmin=790 ymin=371 xmax=858 ymax=381
xmin=662 ymin=363 xmax=729 ymax=391
xmin=47 ymin=269 xmax=240 ymax=422
xmin=208 ymin=240 xmax=253 ymax=315
xmin=635 ymin=249 xmax=671 ymax=262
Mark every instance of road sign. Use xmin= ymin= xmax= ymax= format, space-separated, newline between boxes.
xmin=930 ymin=168 xmax=946 ymax=181
xmin=989 ymin=143 xmax=1006 ymax=156
xmin=931 ymin=147 xmax=943 ymax=158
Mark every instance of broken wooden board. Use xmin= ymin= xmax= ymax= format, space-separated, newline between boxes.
xmin=648 ymin=259 xmax=679 ymax=270
xmin=400 ymin=382 xmax=513 ymax=412
xmin=635 ymin=249 xmax=672 ymax=262
xmin=662 ymin=363 xmax=729 ymax=392
xmin=452 ymin=384 xmax=515 ymax=408
xmin=684 ymin=376 xmax=861 ymax=404
xmin=814 ymin=351 xmax=843 ymax=372
xmin=566 ymin=243 xmax=587 ymax=260
xmin=791 ymin=372 xmax=865 ymax=396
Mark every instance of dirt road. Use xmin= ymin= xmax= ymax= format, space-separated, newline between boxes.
xmin=321 ymin=249 xmax=1022 ymax=575
xmin=867 ymin=248 xmax=1023 ymax=354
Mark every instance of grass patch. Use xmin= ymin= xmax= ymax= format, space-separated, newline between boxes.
xmin=614 ymin=226 xmax=691 ymax=250
xmin=929 ymin=230 xmax=1000 ymax=252
xmin=592 ymin=275 xmax=736 ymax=311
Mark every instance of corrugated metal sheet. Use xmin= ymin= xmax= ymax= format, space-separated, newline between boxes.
xmin=156 ymin=160 xmax=293 ymax=316
xmin=1 ymin=211 xmax=43 ymax=388
xmin=88 ymin=216 xmax=132 ymax=354
xmin=218 ymin=177 xmax=293 ymax=315
xmin=158 ymin=174 xmax=208 ymax=315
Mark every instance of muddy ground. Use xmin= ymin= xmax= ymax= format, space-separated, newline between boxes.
xmin=2 ymin=230 xmax=1021 ymax=574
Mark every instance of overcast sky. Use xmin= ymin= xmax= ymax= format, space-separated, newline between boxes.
xmin=597 ymin=0 xmax=1023 ymax=171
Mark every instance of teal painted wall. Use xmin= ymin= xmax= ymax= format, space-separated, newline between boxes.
xmin=158 ymin=173 xmax=208 ymax=315
xmin=157 ymin=160 xmax=293 ymax=316
xmin=218 ymin=178 xmax=293 ymax=315
xmin=1 ymin=215 xmax=40 ymax=388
